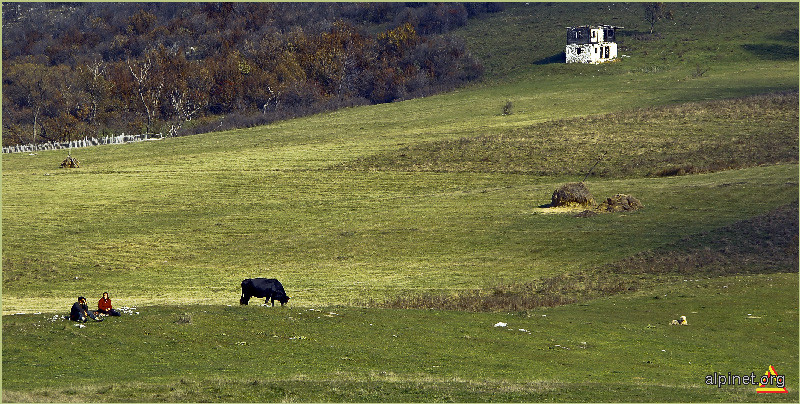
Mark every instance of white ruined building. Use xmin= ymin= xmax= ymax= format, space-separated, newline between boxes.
xmin=565 ymin=25 xmax=621 ymax=64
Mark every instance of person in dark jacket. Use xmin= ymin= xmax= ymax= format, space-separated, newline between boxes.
xmin=70 ymin=296 xmax=102 ymax=322
xmin=97 ymin=292 xmax=121 ymax=317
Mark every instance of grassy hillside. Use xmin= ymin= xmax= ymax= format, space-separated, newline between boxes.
xmin=457 ymin=2 xmax=798 ymax=80
xmin=339 ymin=92 xmax=798 ymax=176
xmin=2 ymin=80 xmax=796 ymax=313
xmin=2 ymin=2 xmax=798 ymax=402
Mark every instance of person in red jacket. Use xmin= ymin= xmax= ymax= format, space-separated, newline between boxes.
xmin=97 ymin=292 xmax=121 ymax=317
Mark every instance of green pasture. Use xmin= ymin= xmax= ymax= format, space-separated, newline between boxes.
xmin=341 ymin=92 xmax=797 ymax=176
xmin=2 ymin=71 xmax=797 ymax=313
xmin=2 ymin=273 xmax=797 ymax=402
xmin=3 ymin=2 xmax=798 ymax=401
xmin=2 ymin=161 xmax=798 ymax=313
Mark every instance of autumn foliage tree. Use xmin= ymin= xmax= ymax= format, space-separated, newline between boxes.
xmin=2 ymin=3 xmax=497 ymax=146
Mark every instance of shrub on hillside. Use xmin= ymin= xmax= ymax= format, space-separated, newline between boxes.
xmin=654 ymin=164 xmax=699 ymax=177
xmin=502 ymin=101 xmax=513 ymax=116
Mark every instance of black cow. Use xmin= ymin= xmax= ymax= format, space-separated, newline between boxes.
xmin=240 ymin=278 xmax=290 ymax=306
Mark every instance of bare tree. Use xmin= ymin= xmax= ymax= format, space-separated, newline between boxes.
xmin=10 ymin=62 xmax=48 ymax=144
xmin=643 ymin=2 xmax=673 ymax=34
xmin=127 ymin=51 xmax=163 ymax=133
xmin=161 ymin=49 xmax=211 ymax=136
xmin=74 ymin=58 xmax=108 ymax=135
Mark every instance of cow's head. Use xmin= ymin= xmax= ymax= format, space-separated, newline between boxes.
xmin=277 ymin=294 xmax=290 ymax=306
xmin=239 ymin=294 xmax=251 ymax=305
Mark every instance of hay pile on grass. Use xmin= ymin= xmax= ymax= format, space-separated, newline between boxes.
xmin=597 ymin=194 xmax=644 ymax=212
xmin=551 ymin=182 xmax=595 ymax=207
xmin=539 ymin=183 xmax=643 ymax=216
xmin=60 ymin=155 xmax=80 ymax=168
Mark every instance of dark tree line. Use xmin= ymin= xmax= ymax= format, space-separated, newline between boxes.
xmin=2 ymin=3 xmax=500 ymax=146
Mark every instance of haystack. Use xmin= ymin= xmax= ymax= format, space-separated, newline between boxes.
xmin=60 ymin=155 xmax=80 ymax=168
xmin=597 ymin=194 xmax=643 ymax=212
xmin=551 ymin=182 xmax=595 ymax=207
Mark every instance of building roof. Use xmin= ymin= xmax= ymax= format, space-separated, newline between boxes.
xmin=565 ymin=25 xmax=623 ymax=29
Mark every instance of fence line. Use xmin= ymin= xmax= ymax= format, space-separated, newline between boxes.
xmin=2 ymin=133 xmax=163 ymax=154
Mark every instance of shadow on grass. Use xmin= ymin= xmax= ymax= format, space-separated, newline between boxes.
xmin=375 ymin=202 xmax=799 ymax=312
xmin=534 ymin=52 xmax=565 ymax=65
xmin=765 ymin=28 xmax=799 ymax=43
xmin=741 ymin=43 xmax=799 ymax=61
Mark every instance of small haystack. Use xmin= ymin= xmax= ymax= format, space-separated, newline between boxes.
xmin=60 ymin=154 xmax=80 ymax=168
xmin=539 ymin=182 xmax=643 ymax=217
xmin=551 ymin=182 xmax=595 ymax=207
xmin=597 ymin=194 xmax=643 ymax=212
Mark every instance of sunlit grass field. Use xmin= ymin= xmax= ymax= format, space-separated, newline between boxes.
xmin=2 ymin=2 xmax=798 ymax=402
xmin=2 ymin=68 xmax=797 ymax=313
xmin=3 ymin=111 xmax=797 ymax=313
xmin=3 ymin=273 xmax=797 ymax=402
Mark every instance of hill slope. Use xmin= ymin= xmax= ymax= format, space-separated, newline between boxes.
xmin=457 ymin=2 xmax=798 ymax=80
xmin=2 ymin=3 xmax=798 ymax=401
xmin=2 ymin=43 xmax=797 ymax=313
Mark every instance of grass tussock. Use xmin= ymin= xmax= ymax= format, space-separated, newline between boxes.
xmin=377 ymin=202 xmax=798 ymax=312
xmin=337 ymin=91 xmax=798 ymax=178
xmin=175 ymin=312 xmax=193 ymax=324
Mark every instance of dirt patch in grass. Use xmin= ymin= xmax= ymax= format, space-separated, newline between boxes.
xmin=376 ymin=202 xmax=798 ymax=312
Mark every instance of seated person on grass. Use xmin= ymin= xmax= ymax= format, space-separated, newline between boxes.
xmin=70 ymin=296 xmax=103 ymax=322
xmin=97 ymin=292 xmax=121 ymax=317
